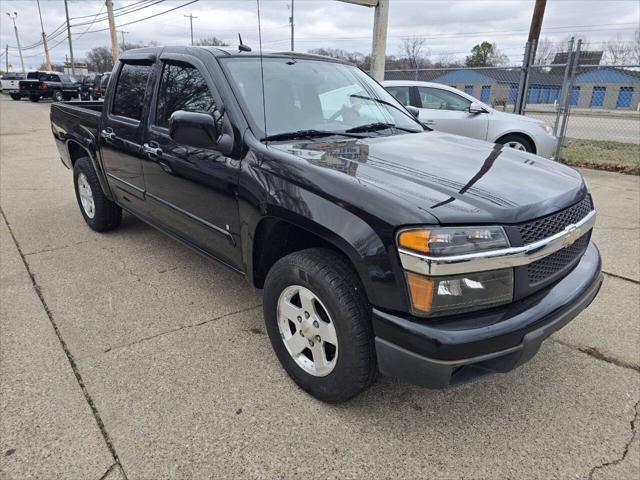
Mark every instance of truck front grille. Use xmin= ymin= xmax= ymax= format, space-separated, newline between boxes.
xmin=517 ymin=195 xmax=593 ymax=244
xmin=527 ymin=234 xmax=590 ymax=285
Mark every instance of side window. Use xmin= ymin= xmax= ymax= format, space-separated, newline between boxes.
xmin=112 ymin=63 xmax=153 ymax=121
xmin=155 ymin=62 xmax=216 ymax=128
xmin=418 ymin=87 xmax=471 ymax=112
xmin=49 ymin=75 xmax=60 ymax=82
xmin=386 ymin=86 xmax=411 ymax=106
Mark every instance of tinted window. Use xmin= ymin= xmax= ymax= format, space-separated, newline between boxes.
xmin=386 ymin=86 xmax=411 ymax=106
xmin=418 ymin=87 xmax=471 ymax=112
xmin=155 ymin=62 xmax=216 ymax=128
xmin=112 ymin=63 xmax=152 ymax=120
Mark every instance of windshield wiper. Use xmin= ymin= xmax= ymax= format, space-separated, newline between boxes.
xmin=262 ymin=129 xmax=363 ymax=141
xmin=349 ymin=94 xmax=424 ymax=129
xmin=346 ymin=122 xmax=418 ymax=133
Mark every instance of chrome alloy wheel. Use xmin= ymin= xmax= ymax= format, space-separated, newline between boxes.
xmin=277 ymin=285 xmax=338 ymax=377
xmin=505 ymin=140 xmax=527 ymax=151
xmin=77 ymin=172 xmax=95 ymax=218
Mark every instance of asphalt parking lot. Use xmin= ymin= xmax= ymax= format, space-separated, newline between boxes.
xmin=0 ymin=94 xmax=638 ymax=480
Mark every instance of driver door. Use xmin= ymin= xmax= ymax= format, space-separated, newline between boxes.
xmin=416 ymin=86 xmax=489 ymax=141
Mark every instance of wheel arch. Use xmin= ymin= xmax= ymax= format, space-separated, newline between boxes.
xmin=66 ymin=139 xmax=115 ymax=200
xmin=493 ymin=131 xmax=537 ymax=154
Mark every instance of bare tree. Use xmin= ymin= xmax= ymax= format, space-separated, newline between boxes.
xmin=400 ymin=36 xmax=429 ymax=69
xmin=194 ymin=37 xmax=230 ymax=47
xmin=604 ymin=37 xmax=631 ymax=65
xmin=534 ymin=37 xmax=557 ymax=65
xmin=631 ymin=30 xmax=640 ymax=64
xmin=86 ymin=46 xmax=114 ymax=73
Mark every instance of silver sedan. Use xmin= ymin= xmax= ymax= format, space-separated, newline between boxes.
xmin=383 ymin=80 xmax=558 ymax=159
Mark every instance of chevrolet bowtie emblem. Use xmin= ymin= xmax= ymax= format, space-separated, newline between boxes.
xmin=563 ymin=225 xmax=581 ymax=247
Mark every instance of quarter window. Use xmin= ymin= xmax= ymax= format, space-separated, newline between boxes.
xmin=112 ymin=63 xmax=153 ymax=121
xmin=418 ymin=87 xmax=471 ymax=112
xmin=155 ymin=62 xmax=216 ymax=128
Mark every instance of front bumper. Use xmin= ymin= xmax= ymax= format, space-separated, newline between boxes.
xmin=534 ymin=132 xmax=558 ymax=159
xmin=374 ymin=242 xmax=603 ymax=388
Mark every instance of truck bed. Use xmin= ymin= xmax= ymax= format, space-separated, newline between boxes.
xmin=50 ymin=101 xmax=104 ymax=169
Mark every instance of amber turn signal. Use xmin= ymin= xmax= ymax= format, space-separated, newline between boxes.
xmin=398 ymin=230 xmax=431 ymax=253
xmin=405 ymin=272 xmax=434 ymax=314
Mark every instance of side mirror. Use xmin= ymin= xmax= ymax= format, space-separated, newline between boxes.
xmin=169 ymin=110 xmax=219 ymax=149
xmin=469 ymin=102 xmax=486 ymax=114
xmin=406 ymin=105 xmax=420 ymax=120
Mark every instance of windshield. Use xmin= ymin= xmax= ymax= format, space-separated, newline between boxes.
xmin=221 ymin=57 xmax=423 ymax=140
xmin=61 ymin=75 xmax=77 ymax=82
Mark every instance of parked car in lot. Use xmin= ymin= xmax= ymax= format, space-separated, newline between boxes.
xmin=14 ymin=71 xmax=80 ymax=102
xmin=383 ymin=80 xmax=558 ymax=158
xmin=80 ymin=73 xmax=103 ymax=100
xmin=1 ymin=72 xmax=25 ymax=93
xmin=50 ymin=47 xmax=602 ymax=402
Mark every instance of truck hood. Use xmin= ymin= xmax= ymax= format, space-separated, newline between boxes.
xmin=270 ymin=131 xmax=587 ymax=224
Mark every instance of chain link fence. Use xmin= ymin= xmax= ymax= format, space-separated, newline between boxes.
xmin=385 ymin=53 xmax=640 ymax=173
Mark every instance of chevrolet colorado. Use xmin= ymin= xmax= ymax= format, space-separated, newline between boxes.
xmin=50 ymin=47 xmax=602 ymax=403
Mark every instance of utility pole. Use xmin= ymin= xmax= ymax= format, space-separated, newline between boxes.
xmin=184 ymin=13 xmax=197 ymax=46
xmin=289 ymin=0 xmax=294 ymax=51
xmin=106 ymin=0 xmax=119 ymax=62
xmin=119 ymin=30 xmax=129 ymax=51
xmin=36 ymin=0 xmax=52 ymax=70
xmin=63 ymin=0 xmax=75 ymax=75
xmin=527 ymin=0 xmax=547 ymax=62
xmin=514 ymin=0 xmax=547 ymax=114
xmin=370 ymin=0 xmax=389 ymax=81
xmin=6 ymin=13 xmax=25 ymax=74
xmin=5 ymin=44 xmax=9 ymax=73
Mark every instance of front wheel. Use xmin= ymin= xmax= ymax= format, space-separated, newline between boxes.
xmin=497 ymin=133 xmax=535 ymax=153
xmin=263 ymin=248 xmax=377 ymax=403
xmin=73 ymin=157 xmax=122 ymax=232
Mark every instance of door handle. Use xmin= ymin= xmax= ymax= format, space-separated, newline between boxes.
xmin=100 ymin=129 xmax=116 ymax=141
xmin=143 ymin=143 xmax=163 ymax=157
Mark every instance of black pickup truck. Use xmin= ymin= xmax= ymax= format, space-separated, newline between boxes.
xmin=16 ymin=71 xmax=80 ymax=102
xmin=50 ymin=46 xmax=602 ymax=402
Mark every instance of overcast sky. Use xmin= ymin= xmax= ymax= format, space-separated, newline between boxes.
xmin=1 ymin=0 xmax=638 ymax=70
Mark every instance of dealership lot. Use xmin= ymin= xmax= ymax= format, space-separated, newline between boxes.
xmin=0 ymin=95 xmax=638 ymax=479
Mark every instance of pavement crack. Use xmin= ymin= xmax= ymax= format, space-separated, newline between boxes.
xmin=588 ymin=399 xmax=639 ymax=479
xmin=602 ymin=270 xmax=640 ymax=285
xmin=551 ymin=339 xmax=639 ymax=372
xmin=0 ymin=207 xmax=130 ymax=480
xmin=103 ymin=303 xmax=263 ymax=354
xmin=98 ymin=462 xmax=118 ymax=480
xmin=24 ymin=240 xmax=95 ymax=257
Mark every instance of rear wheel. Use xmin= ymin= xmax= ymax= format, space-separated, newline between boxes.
xmin=73 ymin=157 xmax=122 ymax=232
xmin=53 ymin=90 xmax=64 ymax=102
xmin=497 ymin=133 xmax=535 ymax=153
xmin=263 ymin=248 xmax=377 ymax=403
xmin=10 ymin=94 xmax=20 ymax=101
xmin=29 ymin=95 xmax=40 ymax=102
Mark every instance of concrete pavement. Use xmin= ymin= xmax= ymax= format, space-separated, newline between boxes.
xmin=0 ymin=94 xmax=638 ymax=479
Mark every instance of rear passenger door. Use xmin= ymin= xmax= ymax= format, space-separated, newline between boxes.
xmin=141 ymin=54 xmax=242 ymax=269
xmin=100 ymin=60 xmax=154 ymax=213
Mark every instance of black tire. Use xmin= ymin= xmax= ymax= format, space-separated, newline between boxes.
xmin=53 ymin=90 xmax=64 ymax=102
xmin=263 ymin=248 xmax=377 ymax=403
xmin=497 ymin=133 xmax=535 ymax=153
xmin=10 ymin=94 xmax=20 ymax=101
xmin=73 ymin=157 xmax=122 ymax=232
xmin=29 ymin=95 xmax=40 ymax=102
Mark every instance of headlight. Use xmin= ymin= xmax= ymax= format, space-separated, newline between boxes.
xmin=398 ymin=226 xmax=509 ymax=255
xmin=405 ymin=269 xmax=514 ymax=317
xmin=398 ymin=226 xmax=513 ymax=317
xmin=539 ymin=123 xmax=553 ymax=134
